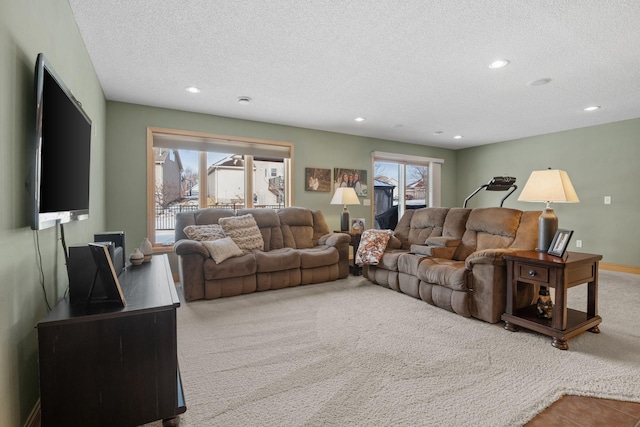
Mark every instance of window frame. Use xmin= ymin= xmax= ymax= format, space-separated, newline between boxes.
xmin=146 ymin=127 xmax=294 ymax=248
xmin=371 ymin=151 xmax=443 ymax=221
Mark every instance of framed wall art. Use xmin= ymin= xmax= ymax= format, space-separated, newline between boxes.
xmin=334 ymin=168 xmax=368 ymax=196
xmin=305 ymin=168 xmax=332 ymax=192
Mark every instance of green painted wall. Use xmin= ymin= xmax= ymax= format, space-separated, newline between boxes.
xmin=105 ymin=101 xmax=457 ymax=258
xmin=0 ymin=1 xmax=106 ymax=425
xmin=457 ymin=118 xmax=640 ymax=266
xmin=1 ymin=1 xmax=638 ymax=424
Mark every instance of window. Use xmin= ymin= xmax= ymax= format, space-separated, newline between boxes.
xmin=372 ymin=151 xmax=443 ymax=228
xmin=147 ymin=128 xmax=293 ymax=246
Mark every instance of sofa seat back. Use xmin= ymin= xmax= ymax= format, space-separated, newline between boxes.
xmin=453 ymin=207 xmax=523 ymax=261
xmin=278 ymin=207 xmax=331 ymax=249
xmin=405 ymin=208 xmax=450 ymax=246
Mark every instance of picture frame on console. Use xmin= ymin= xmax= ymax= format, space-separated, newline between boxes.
xmin=548 ymin=229 xmax=573 ymax=257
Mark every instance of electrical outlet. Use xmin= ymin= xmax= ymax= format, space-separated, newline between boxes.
xmin=576 ymin=240 xmax=582 ymax=248
xmin=604 ymin=196 xmax=611 ymax=205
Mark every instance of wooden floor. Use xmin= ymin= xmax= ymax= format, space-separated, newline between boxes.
xmin=525 ymin=395 xmax=640 ymax=426
xmin=30 ymin=395 xmax=640 ymax=426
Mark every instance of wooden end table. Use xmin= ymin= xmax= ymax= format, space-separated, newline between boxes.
xmin=335 ymin=231 xmax=363 ymax=276
xmin=501 ymin=250 xmax=602 ymax=350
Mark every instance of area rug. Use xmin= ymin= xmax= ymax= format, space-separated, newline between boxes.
xmin=147 ymin=270 xmax=640 ymax=426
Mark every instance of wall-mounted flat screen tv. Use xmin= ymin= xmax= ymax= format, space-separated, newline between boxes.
xmin=30 ymin=53 xmax=92 ymax=230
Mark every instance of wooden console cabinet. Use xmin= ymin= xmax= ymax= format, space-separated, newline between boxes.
xmin=502 ymin=250 xmax=602 ymax=350
xmin=37 ymin=254 xmax=186 ymax=426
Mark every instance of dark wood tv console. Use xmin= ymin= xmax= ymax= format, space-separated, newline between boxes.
xmin=37 ymin=254 xmax=186 ymax=426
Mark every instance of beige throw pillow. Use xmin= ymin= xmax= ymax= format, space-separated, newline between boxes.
xmin=202 ymin=237 xmax=243 ymax=264
xmin=183 ymin=224 xmax=226 ymax=241
xmin=219 ymin=214 xmax=264 ymax=251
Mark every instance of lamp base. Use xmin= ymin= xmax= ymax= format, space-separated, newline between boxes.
xmin=340 ymin=208 xmax=350 ymax=232
xmin=537 ymin=208 xmax=558 ymax=252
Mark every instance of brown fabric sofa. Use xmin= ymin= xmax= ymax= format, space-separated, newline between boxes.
xmin=174 ymin=207 xmax=351 ymax=301
xmin=364 ymin=207 xmax=541 ymax=323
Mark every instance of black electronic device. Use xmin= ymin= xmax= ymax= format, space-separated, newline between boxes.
xmin=463 ymin=176 xmax=518 ymax=208
xmin=29 ymin=53 xmax=92 ymax=230
xmin=67 ymin=238 xmax=125 ymax=304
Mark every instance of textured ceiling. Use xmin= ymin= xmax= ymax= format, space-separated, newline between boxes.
xmin=68 ymin=0 xmax=640 ymax=150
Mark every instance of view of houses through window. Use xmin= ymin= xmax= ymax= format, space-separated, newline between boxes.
xmin=151 ymin=134 xmax=290 ymax=245
xmin=373 ymin=161 xmax=429 ymax=227
xmin=372 ymin=152 xmax=443 ymax=229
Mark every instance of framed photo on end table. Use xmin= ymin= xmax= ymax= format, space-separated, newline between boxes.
xmin=350 ymin=218 xmax=365 ymax=234
xmin=548 ymin=229 xmax=573 ymax=257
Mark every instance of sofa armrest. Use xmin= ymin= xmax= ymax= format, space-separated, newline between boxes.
xmin=465 ymin=248 xmax=515 ymax=269
xmin=174 ymin=239 xmax=210 ymax=259
xmin=425 ymin=236 xmax=461 ymax=247
xmin=318 ymin=232 xmax=351 ymax=247
xmin=410 ymin=244 xmax=456 ymax=259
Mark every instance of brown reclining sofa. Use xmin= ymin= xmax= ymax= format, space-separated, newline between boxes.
xmin=174 ymin=207 xmax=351 ymax=301
xmin=364 ymin=207 xmax=541 ymax=323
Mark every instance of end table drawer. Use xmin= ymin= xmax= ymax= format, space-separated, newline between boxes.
xmin=517 ymin=263 xmax=549 ymax=283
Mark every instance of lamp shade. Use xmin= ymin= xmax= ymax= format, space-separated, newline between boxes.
xmin=330 ymin=187 xmax=360 ymax=206
xmin=518 ymin=169 xmax=579 ymax=252
xmin=518 ymin=169 xmax=579 ymax=204
xmin=330 ymin=187 xmax=360 ymax=231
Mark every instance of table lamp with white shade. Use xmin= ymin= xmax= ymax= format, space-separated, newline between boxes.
xmin=330 ymin=187 xmax=360 ymax=231
xmin=517 ymin=169 xmax=580 ymax=252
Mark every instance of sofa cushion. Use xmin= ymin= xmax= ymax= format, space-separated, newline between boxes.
xmin=376 ymin=249 xmax=409 ymax=271
xmin=299 ymin=245 xmax=339 ymax=268
xmin=254 ymin=248 xmax=300 ymax=273
xmin=183 ymin=224 xmax=226 ymax=241
xmin=203 ymin=253 xmax=257 ymax=280
xmin=408 ymin=208 xmax=450 ymax=245
xmin=416 ymin=258 xmax=468 ymax=292
xmin=453 ymin=208 xmax=522 ymax=261
xmin=393 ymin=209 xmax=415 ymax=249
xmin=202 ymin=237 xmax=243 ymax=264
xmin=441 ymin=208 xmax=471 ymax=238
xmin=278 ymin=207 xmax=315 ymax=249
xmin=219 ymin=213 xmax=265 ymax=251
xmin=388 ymin=235 xmax=402 ymax=249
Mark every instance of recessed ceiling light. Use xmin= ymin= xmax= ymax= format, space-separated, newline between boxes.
xmin=238 ymin=96 xmax=252 ymax=105
xmin=185 ymin=86 xmax=201 ymax=93
xmin=489 ymin=59 xmax=510 ymax=69
xmin=354 ymin=117 xmax=366 ymax=122
xmin=584 ymin=106 xmax=601 ymax=112
xmin=453 ymin=135 xmax=463 ymax=139
xmin=390 ymin=123 xmax=403 ymax=128
xmin=527 ymin=78 xmax=552 ymax=87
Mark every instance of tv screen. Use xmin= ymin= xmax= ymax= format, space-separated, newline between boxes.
xmin=31 ymin=53 xmax=92 ymax=230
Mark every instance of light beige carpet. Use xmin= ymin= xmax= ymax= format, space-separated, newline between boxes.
xmin=146 ymin=270 xmax=640 ymax=426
